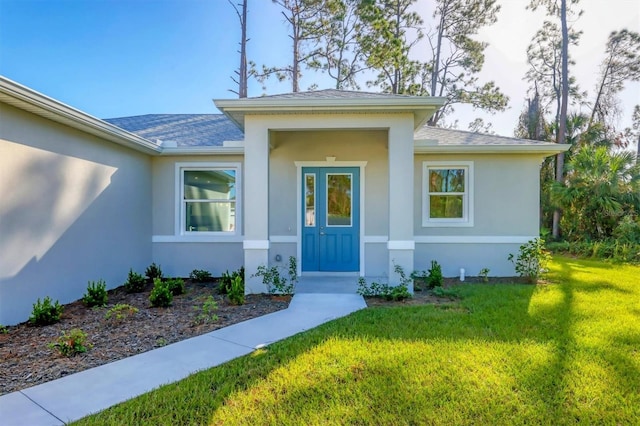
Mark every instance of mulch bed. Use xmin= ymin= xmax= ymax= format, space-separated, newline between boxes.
xmin=0 ymin=275 xmax=526 ymax=396
xmin=0 ymin=280 xmax=290 ymax=396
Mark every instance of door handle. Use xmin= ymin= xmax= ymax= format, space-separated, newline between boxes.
xmin=320 ymin=232 xmax=325 ymax=236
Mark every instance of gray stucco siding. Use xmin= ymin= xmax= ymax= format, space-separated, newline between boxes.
xmin=268 ymin=130 xmax=389 ymax=238
xmin=152 ymin=243 xmax=243 ymax=278
xmin=414 ymin=154 xmax=542 ymax=237
xmin=414 ymin=242 xmax=521 ymax=277
xmin=0 ymin=104 xmax=152 ymax=325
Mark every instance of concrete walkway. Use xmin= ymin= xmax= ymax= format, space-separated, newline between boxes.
xmin=0 ymin=293 xmax=366 ymax=426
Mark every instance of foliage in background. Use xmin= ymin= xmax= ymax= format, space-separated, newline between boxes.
xmin=29 ymin=297 xmax=63 ymax=326
xmin=49 ymin=328 xmax=91 ymax=357
xmin=124 ymin=269 xmax=146 ymax=294
xmin=149 ymin=278 xmax=173 ymax=308
xmin=82 ymin=279 xmax=108 ymax=307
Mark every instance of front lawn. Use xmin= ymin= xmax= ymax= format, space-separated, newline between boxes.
xmin=75 ymin=257 xmax=640 ymax=425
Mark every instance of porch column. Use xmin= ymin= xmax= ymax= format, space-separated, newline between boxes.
xmin=243 ymin=119 xmax=269 ymax=293
xmin=387 ymin=119 xmax=415 ymax=291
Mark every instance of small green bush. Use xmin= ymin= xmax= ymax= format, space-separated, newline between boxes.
xmin=427 ymin=260 xmax=443 ymax=289
xmin=49 ymin=328 xmax=91 ymax=357
xmin=145 ymin=263 xmax=163 ymax=280
xmin=613 ymin=215 xmax=640 ymax=244
xmin=125 ymin=269 xmax=146 ymax=293
xmin=105 ymin=304 xmax=138 ymax=322
xmin=478 ymin=268 xmax=490 ymax=283
xmin=219 ymin=267 xmax=245 ymax=295
xmin=193 ymin=296 xmax=219 ymax=324
xmin=508 ymin=238 xmax=551 ymax=283
xmin=0 ymin=324 xmax=8 ymax=334
xmin=189 ymin=269 xmax=213 ymax=282
xmin=29 ymin=296 xmax=63 ymax=326
xmin=227 ymin=275 xmax=245 ymax=305
xmin=253 ymin=258 xmax=296 ymax=295
xmin=357 ymin=264 xmax=412 ymax=301
xmin=82 ymin=279 xmax=108 ymax=307
xmin=149 ymin=278 xmax=173 ymax=307
xmin=165 ymin=278 xmax=185 ymax=296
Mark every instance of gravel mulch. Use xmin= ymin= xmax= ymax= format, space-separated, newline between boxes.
xmin=0 ymin=280 xmax=290 ymax=396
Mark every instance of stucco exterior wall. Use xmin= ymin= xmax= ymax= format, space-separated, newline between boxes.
xmin=0 ymin=103 xmax=152 ymax=325
xmin=413 ymin=153 xmax=543 ymax=277
xmin=150 ymin=155 xmax=244 ymax=277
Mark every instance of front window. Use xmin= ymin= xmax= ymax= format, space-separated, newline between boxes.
xmin=423 ymin=161 xmax=473 ymax=227
xmin=180 ymin=164 xmax=240 ymax=234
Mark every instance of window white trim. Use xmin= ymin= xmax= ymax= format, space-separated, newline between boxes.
xmin=422 ymin=161 xmax=474 ymax=227
xmin=175 ymin=162 xmax=242 ymax=237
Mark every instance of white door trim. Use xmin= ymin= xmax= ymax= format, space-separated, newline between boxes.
xmin=295 ymin=161 xmax=367 ymax=276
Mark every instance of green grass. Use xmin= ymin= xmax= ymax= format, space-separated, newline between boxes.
xmin=74 ymin=257 xmax=640 ymax=425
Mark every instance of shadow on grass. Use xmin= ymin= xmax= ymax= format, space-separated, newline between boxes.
xmin=74 ymin=259 xmax=639 ymax=425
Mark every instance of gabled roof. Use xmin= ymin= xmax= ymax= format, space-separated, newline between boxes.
xmin=214 ymin=90 xmax=447 ymax=130
xmin=104 ymin=114 xmax=243 ymax=147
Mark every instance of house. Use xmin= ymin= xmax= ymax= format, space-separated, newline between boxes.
xmin=0 ymin=76 xmax=569 ymax=325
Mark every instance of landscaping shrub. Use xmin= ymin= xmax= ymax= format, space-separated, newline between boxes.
xmin=0 ymin=324 xmax=8 ymax=334
xmin=508 ymin=238 xmax=551 ymax=282
xmin=104 ymin=304 xmax=138 ymax=322
xmin=145 ymin=263 xmax=163 ymax=280
xmin=357 ymin=264 xmax=412 ymax=301
xmin=227 ymin=275 xmax=245 ymax=305
xmin=189 ymin=269 xmax=213 ymax=283
xmin=253 ymin=258 xmax=297 ymax=295
xmin=165 ymin=278 xmax=185 ymax=296
xmin=82 ymin=279 xmax=108 ymax=307
xmin=613 ymin=215 xmax=640 ymax=244
xmin=427 ymin=260 xmax=443 ymax=288
xmin=478 ymin=268 xmax=490 ymax=283
xmin=219 ymin=267 xmax=245 ymax=295
xmin=149 ymin=278 xmax=173 ymax=307
xmin=125 ymin=269 xmax=146 ymax=293
xmin=29 ymin=296 xmax=63 ymax=326
xmin=193 ymin=296 xmax=219 ymax=324
xmin=48 ymin=328 xmax=91 ymax=357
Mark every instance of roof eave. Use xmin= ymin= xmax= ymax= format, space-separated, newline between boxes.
xmin=0 ymin=76 xmax=161 ymax=155
xmin=159 ymin=146 xmax=245 ymax=156
xmin=214 ymin=96 xmax=447 ymax=130
xmin=413 ymin=143 xmax=571 ymax=155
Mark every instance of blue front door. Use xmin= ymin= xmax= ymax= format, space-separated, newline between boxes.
xmin=302 ymin=167 xmax=360 ymax=272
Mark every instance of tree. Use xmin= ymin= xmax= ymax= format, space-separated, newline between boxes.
xmin=358 ymin=0 xmax=424 ymax=94
xmin=229 ymin=0 xmax=249 ymax=98
xmin=255 ymin=0 xmax=325 ymax=92
xmin=528 ymin=0 xmax=582 ymax=240
xmin=307 ymin=0 xmax=369 ymax=89
xmin=589 ymin=30 xmax=640 ymax=138
xmin=425 ymin=0 xmax=508 ymax=126
xmin=551 ymin=146 xmax=640 ymax=240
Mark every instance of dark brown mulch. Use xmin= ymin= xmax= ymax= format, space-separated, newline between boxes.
xmin=0 ymin=281 xmax=290 ymax=396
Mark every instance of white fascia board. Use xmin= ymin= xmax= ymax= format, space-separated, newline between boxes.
xmin=413 ymin=142 xmax=571 ymax=155
xmin=159 ymin=146 xmax=245 ymax=156
xmin=0 ymin=76 xmax=161 ymax=155
xmin=214 ymin=96 xmax=448 ymax=130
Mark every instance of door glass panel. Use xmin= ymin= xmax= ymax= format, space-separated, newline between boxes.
xmin=305 ymin=173 xmax=315 ymax=227
xmin=326 ymin=173 xmax=352 ymax=226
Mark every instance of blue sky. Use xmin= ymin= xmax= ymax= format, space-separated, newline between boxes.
xmin=1 ymin=0 xmax=638 ymax=138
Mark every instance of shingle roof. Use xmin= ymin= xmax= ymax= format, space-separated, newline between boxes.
xmin=103 ymin=114 xmax=244 ymax=147
xmin=251 ymin=89 xmax=418 ymax=100
xmin=414 ymin=126 xmax=553 ymax=145
xmin=103 ymin=112 xmax=555 ymax=149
